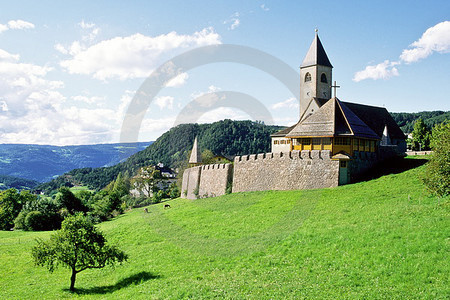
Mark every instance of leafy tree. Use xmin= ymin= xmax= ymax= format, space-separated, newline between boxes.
xmin=0 ymin=189 xmax=22 ymax=230
xmin=112 ymin=172 xmax=131 ymax=197
xmin=15 ymin=197 xmax=61 ymax=231
xmin=201 ymin=149 xmax=215 ymax=164
xmin=32 ymin=214 xmax=128 ymax=291
xmin=411 ymin=118 xmax=431 ymax=150
xmin=55 ymin=187 xmax=87 ymax=214
xmin=132 ymin=166 xmax=162 ymax=197
xmin=422 ymin=122 xmax=450 ymax=197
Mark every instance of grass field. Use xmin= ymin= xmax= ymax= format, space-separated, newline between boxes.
xmin=0 ymin=160 xmax=448 ymax=299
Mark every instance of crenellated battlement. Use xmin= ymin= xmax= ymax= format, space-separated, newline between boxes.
xmin=200 ymin=163 xmax=230 ymax=170
xmin=234 ymin=150 xmax=332 ymax=163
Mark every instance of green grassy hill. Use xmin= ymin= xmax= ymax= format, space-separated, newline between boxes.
xmin=1 ymin=161 xmax=448 ymax=299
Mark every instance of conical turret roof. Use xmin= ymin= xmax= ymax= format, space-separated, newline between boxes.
xmin=189 ymin=136 xmax=202 ymax=164
xmin=301 ymin=33 xmax=333 ymax=68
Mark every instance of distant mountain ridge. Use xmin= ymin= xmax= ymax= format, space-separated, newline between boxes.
xmin=0 ymin=142 xmax=152 ymax=183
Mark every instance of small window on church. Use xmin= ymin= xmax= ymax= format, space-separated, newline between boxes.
xmin=321 ymin=73 xmax=327 ymax=83
xmin=305 ymin=72 xmax=311 ymax=82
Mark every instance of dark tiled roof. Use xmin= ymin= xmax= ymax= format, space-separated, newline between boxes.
xmin=301 ymin=34 xmax=333 ymax=68
xmin=285 ymin=98 xmax=380 ymax=139
xmin=337 ymin=101 xmax=379 ymax=139
xmin=342 ymin=102 xmax=406 ymax=139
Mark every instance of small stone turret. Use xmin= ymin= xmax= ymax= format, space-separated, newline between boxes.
xmin=189 ymin=136 xmax=202 ymax=166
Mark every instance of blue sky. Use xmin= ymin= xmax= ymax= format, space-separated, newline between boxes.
xmin=0 ymin=0 xmax=449 ymax=145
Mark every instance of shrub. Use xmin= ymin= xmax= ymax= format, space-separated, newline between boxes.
xmin=169 ymin=183 xmax=181 ymax=199
xmin=152 ymin=190 xmax=164 ymax=204
xmin=25 ymin=211 xmax=45 ymax=231
xmin=14 ymin=211 xmax=27 ymax=230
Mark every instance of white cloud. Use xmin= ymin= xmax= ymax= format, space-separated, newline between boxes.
xmin=197 ymin=107 xmax=250 ymax=123
xmin=190 ymin=85 xmax=221 ymax=101
xmin=140 ymin=116 xmax=176 ymax=138
xmin=166 ymin=72 xmax=189 ymax=87
xmin=0 ymin=100 xmax=8 ymax=111
xmin=272 ymin=97 xmax=299 ymax=109
xmin=54 ymin=43 xmax=68 ymax=55
xmin=230 ymin=19 xmax=240 ymax=30
xmin=59 ymin=27 xmax=221 ymax=80
xmin=354 ymin=21 xmax=450 ymax=82
xmin=79 ymin=20 xmax=96 ymax=29
xmin=0 ymin=19 xmax=35 ymax=34
xmin=400 ymin=21 xmax=450 ymax=63
xmin=71 ymin=95 xmax=105 ymax=104
xmin=7 ymin=19 xmax=35 ymax=30
xmin=353 ymin=60 xmax=399 ymax=82
xmin=0 ymin=24 xmax=8 ymax=33
xmin=224 ymin=13 xmax=240 ymax=30
xmin=154 ymin=96 xmax=174 ymax=110
xmin=0 ymin=48 xmax=125 ymax=145
xmin=260 ymin=4 xmax=270 ymax=11
xmin=0 ymin=49 xmax=20 ymax=62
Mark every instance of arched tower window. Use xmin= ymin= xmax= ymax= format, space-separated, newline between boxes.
xmin=305 ymin=72 xmax=311 ymax=82
xmin=321 ymin=73 xmax=328 ymax=83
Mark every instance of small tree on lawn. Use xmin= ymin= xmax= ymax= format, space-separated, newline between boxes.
xmin=412 ymin=118 xmax=431 ymax=150
xmin=422 ymin=122 xmax=450 ymax=198
xmin=32 ymin=214 xmax=128 ymax=291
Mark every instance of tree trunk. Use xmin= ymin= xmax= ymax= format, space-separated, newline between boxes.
xmin=70 ymin=268 xmax=77 ymax=291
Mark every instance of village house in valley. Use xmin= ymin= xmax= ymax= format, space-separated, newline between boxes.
xmin=181 ymin=33 xmax=406 ymax=199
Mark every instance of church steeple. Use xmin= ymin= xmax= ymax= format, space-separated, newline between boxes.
xmin=299 ymin=31 xmax=333 ymax=120
xmin=301 ymin=31 xmax=333 ymax=68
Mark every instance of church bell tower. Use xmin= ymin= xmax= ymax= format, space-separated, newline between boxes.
xmin=299 ymin=31 xmax=333 ymax=120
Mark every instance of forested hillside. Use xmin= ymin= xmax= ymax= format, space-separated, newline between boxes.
xmin=38 ymin=120 xmax=283 ymax=193
xmin=390 ymin=111 xmax=449 ymax=133
xmin=0 ymin=175 xmax=39 ymax=191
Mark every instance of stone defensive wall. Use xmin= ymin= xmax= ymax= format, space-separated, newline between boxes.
xmin=232 ymin=150 xmax=340 ymax=193
xmin=181 ymin=163 xmax=233 ymax=199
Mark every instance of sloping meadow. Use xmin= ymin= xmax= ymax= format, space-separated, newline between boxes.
xmin=0 ymin=163 xmax=448 ymax=299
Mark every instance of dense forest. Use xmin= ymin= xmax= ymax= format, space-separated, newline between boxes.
xmin=390 ymin=111 xmax=450 ymax=133
xmin=38 ymin=120 xmax=283 ymax=193
xmin=0 ymin=175 xmax=39 ymax=191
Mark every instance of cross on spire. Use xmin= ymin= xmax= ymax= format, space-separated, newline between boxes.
xmin=331 ymin=81 xmax=340 ymax=98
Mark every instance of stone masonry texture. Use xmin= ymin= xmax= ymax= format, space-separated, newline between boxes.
xmin=232 ymin=150 xmax=339 ymax=193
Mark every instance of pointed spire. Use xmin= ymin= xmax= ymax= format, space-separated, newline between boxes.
xmin=301 ymin=32 xmax=333 ymax=68
xmin=189 ymin=136 xmax=202 ymax=164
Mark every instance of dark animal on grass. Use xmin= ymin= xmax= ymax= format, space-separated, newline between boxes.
xmin=164 ymin=204 xmax=171 ymax=209
xmin=144 ymin=208 xmax=148 ymax=213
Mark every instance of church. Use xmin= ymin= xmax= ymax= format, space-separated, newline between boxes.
xmin=271 ymin=32 xmax=406 ymax=157
xmin=181 ymin=33 xmax=406 ymax=199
